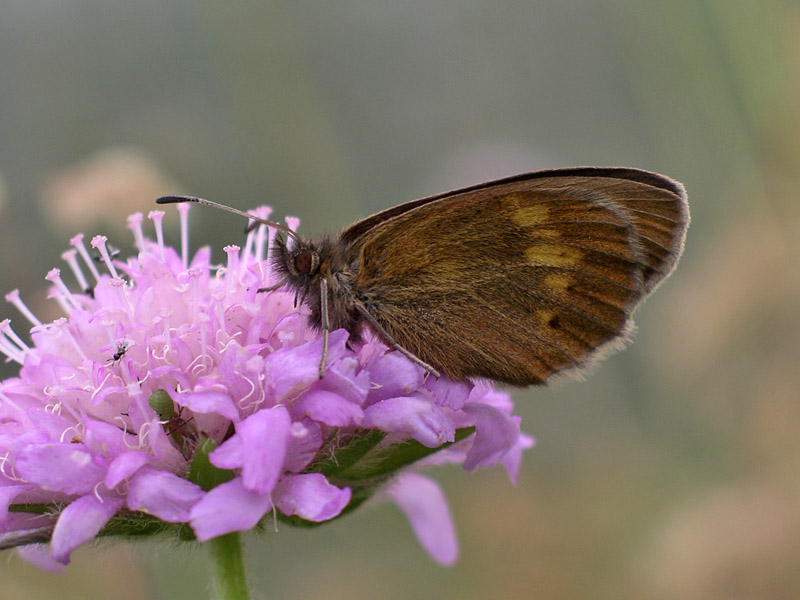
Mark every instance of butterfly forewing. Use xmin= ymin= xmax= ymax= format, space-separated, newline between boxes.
xmin=346 ymin=170 xmax=688 ymax=385
xmin=551 ymin=176 xmax=688 ymax=293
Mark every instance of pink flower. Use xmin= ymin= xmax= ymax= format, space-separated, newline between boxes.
xmin=0 ymin=205 xmax=532 ymax=568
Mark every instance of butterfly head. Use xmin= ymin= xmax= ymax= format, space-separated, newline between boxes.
xmin=272 ymin=233 xmax=322 ymax=287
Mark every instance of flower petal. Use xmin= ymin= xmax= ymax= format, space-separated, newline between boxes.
xmin=387 ymin=473 xmax=458 ymax=566
xmin=15 ymin=443 xmax=106 ymax=495
xmin=175 ymin=388 xmax=239 ymax=422
xmin=17 ymin=544 xmax=66 ymax=572
xmin=462 ymin=402 xmax=520 ymax=471
xmin=274 ymin=473 xmax=351 ymax=522
xmin=208 ymin=434 xmax=242 ymax=469
xmin=320 ymin=356 xmax=370 ymax=403
xmin=144 ymin=418 xmax=192 ymax=472
xmin=425 ymin=377 xmax=472 ymax=410
xmin=127 ymin=467 xmax=204 ymax=522
xmin=189 ymin=477 xmax=272 ymax=541
xmin=235 ymin=405 xmax=291 ymax=494
xmin=265 ymin=329 xmax=349 ymax=400
xmin=104 ymin=451 xmax=153 ymax=489
xmin=83 ymin=419 xmax=134 ymax=457
xmin=501 ymin=432 xmax=535 ymax=485
xmin=284 ymin=420 xmax=323 ymax=473
xmin=365 ymin=351 xmax=424 ymax=402
xmin=294 ymin=389 xmax=364 ymax=427
xmin=364 ymin=396 xmax=455 ymax=447
xmin=51 ymin=494 xmax=124 ymax=564
xmin=0 ymin=484 xmax=33 ymax=520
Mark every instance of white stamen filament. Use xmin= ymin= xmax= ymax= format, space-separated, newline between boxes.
xmin=0 ymin=319 xmax=29 ymax=352
xmin=109 ymin=277 xmax=134 ymax=316
xmin=253 ymin=206 xmax=272 ymax=266
xmin=0 ymin=451 xmax=21 ymax=481
xmin=188 ymin=269 xmax=201 ymax=324
xmin=61 ymin=249 xmax=90 ymax=295
xmin=0 ymin=330 xmax=25 ymax=364
xmin=90 ymin=371 xmax=114 ymax=403
xmin=236 ymin=374 xmax=259 ymax=411
xmin=127 ymin=212 xmax=146 ymax=252
xmin=53 ymin=317 xmax=89 ymax=363
xmin=213 ymin=289 xmax=228 ymax=338
xmin=45 ymin=269 xmax=81 ymax=312
xmin=70 ymin=234 xmax=102 ymax=283
xmin=137 ymin=421 xmax=152 ymax=450
xmin=178 ymin=202 xmax=190 ymax=270
xmin=90 ymin=235 xmax=119 ymax=279
xmin=43 ymin=394 xmax=62 ymax=415
xmin=5 ymin=289 xmax=42 ymax=327
xmin=92 ymin=481 xmax=104 ymax=502
xmin=59 ymin=424 xmax=83 ymax=444
xmin=241 ymin=226 xmax=255 ymax=273
xmin=223 ymin=245 xmax=240 ymax=296
xmin=148 ymin=210 xmax=166 ymax=261
xmin=52 ymin=294 xmax=71 ymax=316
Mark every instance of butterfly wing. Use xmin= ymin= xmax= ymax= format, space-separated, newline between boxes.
xmin=345 ymin=168 xmax=688 ymax=385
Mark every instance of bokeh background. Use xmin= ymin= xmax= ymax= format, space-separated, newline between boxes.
xmin=2 ymin=2 xmax=799 ymax=599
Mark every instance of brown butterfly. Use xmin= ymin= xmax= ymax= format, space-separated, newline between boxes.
xmin=157 ymin=167 xmax=689 ymax=386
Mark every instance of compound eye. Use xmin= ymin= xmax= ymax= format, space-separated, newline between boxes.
xmin=294 ymin=249 xmax=317 ymax=275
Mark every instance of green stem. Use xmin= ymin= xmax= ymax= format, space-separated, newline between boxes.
xmin=207 ymin=533 xmax=250 ymax=600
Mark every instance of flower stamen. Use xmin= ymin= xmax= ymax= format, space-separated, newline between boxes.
xmin=90 ymin=235 xmax=120 ymax=279
xmin=178 ymin=202 xmax=190 ymax=271
xmin=5 ymin=289 xmax=42 ymax=328
xmin=46 ymin=269 xmax=83 ymax=314
xmin=127 ymin=212 xmax=146 ymax=252
xmin=0 ymin=320 xmax=28 ymax=364
xmin=70 ymin=234 xmax=102 ymax=283
xmin=148 ymin=210 xmax=166 ymax=260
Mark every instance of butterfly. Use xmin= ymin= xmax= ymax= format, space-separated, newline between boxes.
xmin=157 ymin=167 xmax=689 ymax=386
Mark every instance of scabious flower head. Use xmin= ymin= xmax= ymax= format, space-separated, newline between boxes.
xmin=0 ymin=205 xmax=532 ymax=570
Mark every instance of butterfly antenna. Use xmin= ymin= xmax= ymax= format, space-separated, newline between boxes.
xmin=156 ymin=195 xmax=303 ymax=243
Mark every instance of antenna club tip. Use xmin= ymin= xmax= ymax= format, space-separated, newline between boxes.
xmin=155 ymin=196 xmax=191 ymax=205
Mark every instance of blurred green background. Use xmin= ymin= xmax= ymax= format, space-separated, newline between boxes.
xmin=2 ymin=1 xmax=799 ymax=599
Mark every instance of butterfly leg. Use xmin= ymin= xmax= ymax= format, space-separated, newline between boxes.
xmin=353 ymin=302 xmax=441 ymax=378
xmin=318 ymin=277 xmax=330 ymax=378
xmin=256 ymin=279 xmax=285 ymax=294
